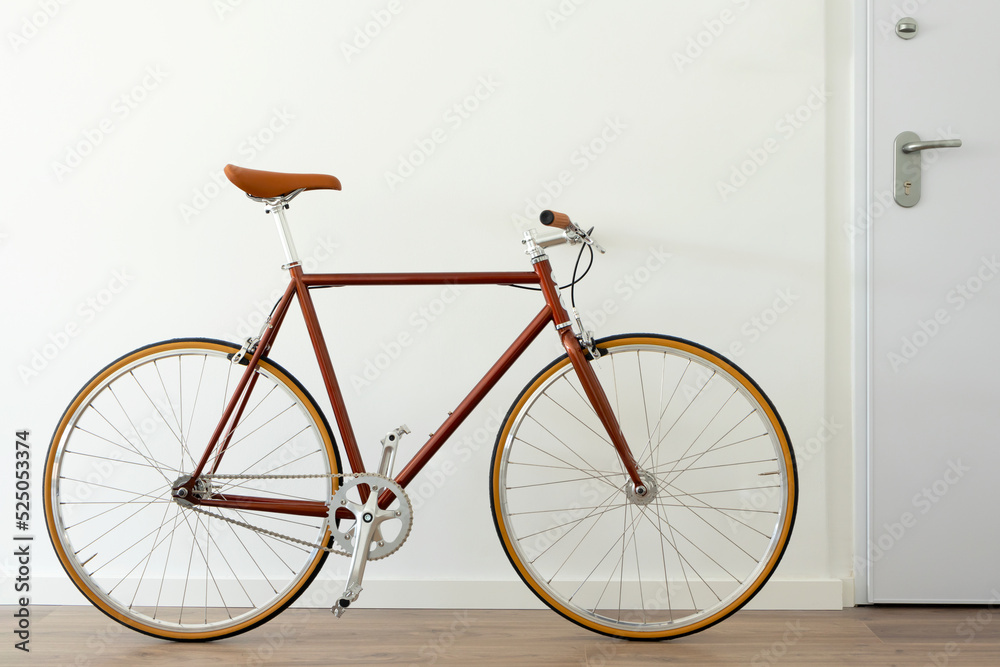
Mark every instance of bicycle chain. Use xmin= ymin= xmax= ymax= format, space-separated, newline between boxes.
xmin=185 ymin=472 xmax=412 ymax=559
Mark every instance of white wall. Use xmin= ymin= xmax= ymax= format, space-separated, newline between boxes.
xmin=0 ymin=0 xmax=855 ymax=610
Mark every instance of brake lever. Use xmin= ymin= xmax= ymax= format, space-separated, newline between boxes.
xmin=578 ymin=225 xmax=605 ymax=254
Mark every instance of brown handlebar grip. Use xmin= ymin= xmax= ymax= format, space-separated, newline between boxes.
xmin=540 ymin=210 xmax=572 ymax=229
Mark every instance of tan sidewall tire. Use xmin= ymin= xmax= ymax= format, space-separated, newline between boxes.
xmin=44 ymin=338 xmax=340 ymax=641
xmin=489 ymin=334 xmax=797 ymax=640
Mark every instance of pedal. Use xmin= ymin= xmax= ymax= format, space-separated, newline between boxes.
xmin=332 ymin=583 xmax=362 ymax=618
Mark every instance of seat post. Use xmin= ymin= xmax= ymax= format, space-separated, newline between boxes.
xmin=266 ymin=198 xmax=301 ymax=269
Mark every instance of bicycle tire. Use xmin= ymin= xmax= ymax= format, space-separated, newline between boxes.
xmin=490 ymin=334 xmax=796 ymax=640
xmin=44 ymin=338 xmax=342 ymax=641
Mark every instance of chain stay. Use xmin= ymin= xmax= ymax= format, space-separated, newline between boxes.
xmin=189 ymin=471 xmax=365 ymax=556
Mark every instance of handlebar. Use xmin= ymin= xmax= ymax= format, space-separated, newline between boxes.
xmin=540 ymin=210 xmax=573 ymax=230
xmin=535 ymin=210 xmax=605 ymax=254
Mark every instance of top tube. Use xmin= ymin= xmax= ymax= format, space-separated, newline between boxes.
xmin=299 ymin=272 xmax=541 ymax=286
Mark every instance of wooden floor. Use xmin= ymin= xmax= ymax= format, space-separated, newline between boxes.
xmin=6 ymin=605 xmax=1000 ymax=665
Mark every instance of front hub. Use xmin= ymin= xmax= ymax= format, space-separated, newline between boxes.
xmin=624 ymin=470 xmax=657 ymax=506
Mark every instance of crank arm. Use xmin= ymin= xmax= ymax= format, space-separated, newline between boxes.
xmin=332 ymin=484 xmax=395 ymax=617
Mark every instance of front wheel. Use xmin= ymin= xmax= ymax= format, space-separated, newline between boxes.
xmin=490 ymin=334 xmax=796 ymax=640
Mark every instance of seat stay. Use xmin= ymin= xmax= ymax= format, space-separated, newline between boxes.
xmin=185 ymin=280 xmax=299 ymax=486
xmin=207 ymin=362 xmax=263 ymax=476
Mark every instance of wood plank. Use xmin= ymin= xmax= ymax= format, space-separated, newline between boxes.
xmin=4 ymin=606 xmax=1000 ymax=666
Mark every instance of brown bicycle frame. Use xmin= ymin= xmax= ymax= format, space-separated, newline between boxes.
xmin=182 ymin=259 xmax=643 ymax=518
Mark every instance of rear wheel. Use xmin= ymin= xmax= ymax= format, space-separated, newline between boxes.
xmin=490 ymin=334 xmax=796 ymax=640
xmin=44 ymin=338 xmax=341 ymax=641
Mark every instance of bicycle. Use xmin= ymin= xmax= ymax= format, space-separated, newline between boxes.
xmin=43 ymin=164 xmax=797 ymax=642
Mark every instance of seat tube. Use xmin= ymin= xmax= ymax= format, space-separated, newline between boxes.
xmin=532 ymin=257 xmax=645 ymax=490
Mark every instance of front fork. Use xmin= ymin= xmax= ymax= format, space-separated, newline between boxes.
xmin=530 ymin=254 xmax=648 ymax=496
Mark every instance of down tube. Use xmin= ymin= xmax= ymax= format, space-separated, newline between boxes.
xmin=386 ymin=306 xmax=554 ymax=501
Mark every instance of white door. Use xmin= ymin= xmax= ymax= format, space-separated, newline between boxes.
xmin=870 ymin=0 xmax=1000 ymax=602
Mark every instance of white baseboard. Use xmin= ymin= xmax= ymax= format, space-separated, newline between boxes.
xmin=28 ymin=576 xmax=846 ymax=611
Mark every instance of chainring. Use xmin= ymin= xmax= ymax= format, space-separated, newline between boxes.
xmin=328 ymin=473 xmax=412 ymax=560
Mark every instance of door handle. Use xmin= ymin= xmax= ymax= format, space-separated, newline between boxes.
xmin=902 ymin=139 xmax=963 ymax=153
xmin=894 ymin=131 xmax=963 ymax=207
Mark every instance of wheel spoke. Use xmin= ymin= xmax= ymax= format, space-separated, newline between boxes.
xmin=89 ymin=402 xmax=175 ymax=485
xmin=493 ymin=338 xmax=795 ymax=638
xmin=62 ymin=480 xmax=168 ymax=531
xmin=525 ymin=487 xmax=624 ymax=566
xmin=46 ymin=341 xmax=337 ymax=639
xmin=512 ymin=436 xmax=622 ymax=493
